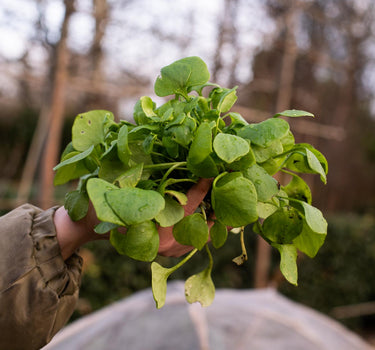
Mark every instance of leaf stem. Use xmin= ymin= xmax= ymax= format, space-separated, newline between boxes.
xmin=143 ymin=162 xmax=187 ymax=171
xmin=205 ymin=244 xmax=213 ymax=271
xmin=160 ymin=161 xmax=187 ymax=184
xmin=232 ymin=227 xmax=248 ymax=265
xmin=169 ymin=248 xmax=198 ymax=274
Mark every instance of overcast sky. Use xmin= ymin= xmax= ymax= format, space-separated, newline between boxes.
xmin=0 ymin=0 xmax=275 ymax=86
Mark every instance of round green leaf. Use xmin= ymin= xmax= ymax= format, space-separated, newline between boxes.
xmin=106 ymin=187 xmax=165 ymax=226
xmin=155 ymin=196 xmax=185 ymax=227
xmin=154 ymin=56 xmax=210 ymax=97
xmin=187 ymin=155 xmax=219 ymax=178
xmin=185 ymin=266 xmax=215 ymax=307
xmin=212 ymin=172 xmax=258 ymax=227
xmin=173 ymin=213 xmax=209 ymax=250
xmin=213 ymin=133 xmax=250 ymax=163
xmin=293 ymin=221 xmax=326 ymax=258
xmin=238 ymin=118 xmax=290 ymax=147
xmin=243 ymin=164 xmax=279 ymax=202
xmin=110 ymin=221 xmax=159 ymax=261
xmin=64 ymin=190 xmax=89 ymax=221
xmin=210 ymin=221 xmax=228 ymax=249
xmin=262 ymin=207 xmax=303 ymax=243
xmin=87 ymin=178 xmax=124 ymax=226
xmin=299 ymin=202 xmax=327 ymax=234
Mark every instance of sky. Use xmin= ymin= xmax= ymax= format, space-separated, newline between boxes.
xmin=0 ymin=0 xmax=275 ymax=85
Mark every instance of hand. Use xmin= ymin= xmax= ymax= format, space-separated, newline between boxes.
xmin=157 ymin=177 xmax=213 ymax=257
xmin=54 ymin=178 xmax=213 ymax=260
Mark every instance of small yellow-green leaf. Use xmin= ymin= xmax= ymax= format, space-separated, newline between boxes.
xmin=185 ymin=267 xmax=215 ymax=307
xmin=272 ymin=243 xmax=298 ymax=285
xmin=151 ymin=262 xmax=172 ymax=309
xmin=293 ymin=221 xmax=326 ymax=258
xmin=115 ymin=163 xmax=143 ymax=188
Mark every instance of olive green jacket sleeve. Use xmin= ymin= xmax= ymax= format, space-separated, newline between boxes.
xmin=0 ymin=204 xmax=83 ymax=350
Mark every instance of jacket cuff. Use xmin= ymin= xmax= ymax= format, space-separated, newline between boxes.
xmin=31 ymin=206 xmax=83 ymax=296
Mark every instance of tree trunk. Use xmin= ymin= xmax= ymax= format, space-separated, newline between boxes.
xmin=40 ymin=0 xmax=75 ymax=209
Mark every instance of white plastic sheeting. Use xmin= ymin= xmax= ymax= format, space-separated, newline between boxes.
xmin=43 ymin=282 xmax=373 ymax=350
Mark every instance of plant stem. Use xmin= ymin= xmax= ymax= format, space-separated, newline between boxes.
xmin=143 ymin=162 xmax=187 ymax=171
xmin=169 ymin=248 xmax=198 ymax=274
xmin=232 ymin=227 xmax=248 ymax=266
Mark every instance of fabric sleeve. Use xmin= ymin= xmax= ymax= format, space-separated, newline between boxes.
xmin=0 ymin=204 xmax=83 ymax=350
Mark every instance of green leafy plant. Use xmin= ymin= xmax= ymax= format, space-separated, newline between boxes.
xmin=54 ymin=56 xmax=328 ymax=308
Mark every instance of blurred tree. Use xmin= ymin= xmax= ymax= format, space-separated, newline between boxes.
xmin=236 ymin=0 xmax=375 ymax=214
xmin=40 ymin=0 xmax=75 ymax=209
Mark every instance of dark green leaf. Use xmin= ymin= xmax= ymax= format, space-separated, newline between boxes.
xmin=188 ymin=122 xmax=212 ymax=164
xmin=187 ymin=155 xmax=219 ymax=178
xmin=210 ymin=221 xmax=228 ymax=248
xmin=117 ymin=124 xmax=131 ymax=165
xmin=54 ymin=150 xmax=94 ymax=186
xmin=64 ymin=190 xmax=89 ymax=221
xmin=262 ymin=207 xmax=303 ymax=243
xmin=99 ymin=158 xmax=128 ymax=183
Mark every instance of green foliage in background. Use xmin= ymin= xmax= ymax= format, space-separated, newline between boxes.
xmin=279 ymin=214 xmax=375 ymax=330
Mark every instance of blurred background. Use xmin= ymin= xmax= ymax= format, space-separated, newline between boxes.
xmin=1 ymin=0 xmax=375 ymax=345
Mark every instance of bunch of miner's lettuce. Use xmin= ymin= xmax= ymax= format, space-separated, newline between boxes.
xmin=54 ymin=56 xmax=328 ymax=308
